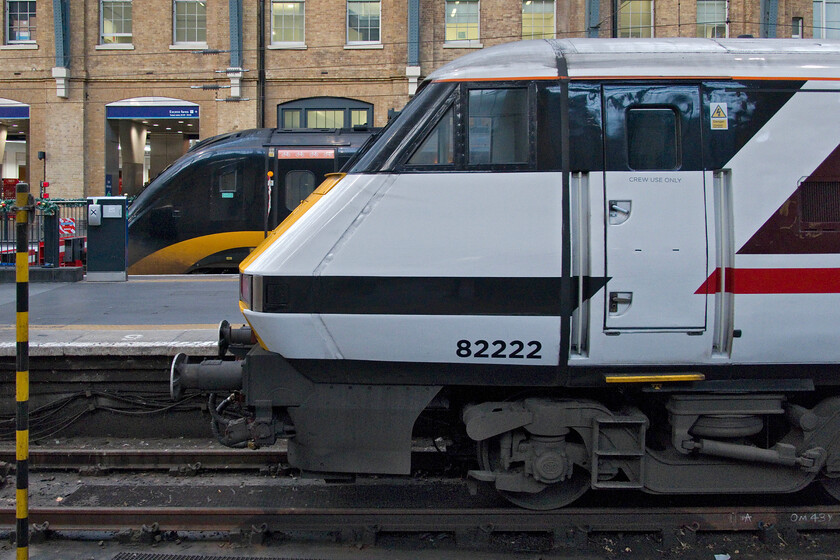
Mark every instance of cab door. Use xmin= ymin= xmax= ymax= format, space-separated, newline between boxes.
xmin=270 ymin=149 xmax=337 ymax=228
xmin=603 ymin=85 xmax=707 ymax=330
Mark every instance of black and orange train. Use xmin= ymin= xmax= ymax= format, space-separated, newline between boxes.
xmin=127 ymin=127 xmax=375 ymax=274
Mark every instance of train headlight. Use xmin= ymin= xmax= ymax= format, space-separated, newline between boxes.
xmin=240 ymin=273 xmax=253 ymax=308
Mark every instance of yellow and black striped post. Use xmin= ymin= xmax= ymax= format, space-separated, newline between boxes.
xmin=14 ymin=182 xmax=32 ymax=560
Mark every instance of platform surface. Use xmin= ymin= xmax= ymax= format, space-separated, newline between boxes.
xmin=0 ymin=275 xmax=243 ymax=357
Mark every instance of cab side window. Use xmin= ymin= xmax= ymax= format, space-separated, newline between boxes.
xmin=285 ymin=170 xmax=316 ymax=210
xmin=467 ymin=88 xmax=528 ymax=165
xmin=401 ymin=83 xmax=533 ymax=171
xmin=217 ymin=165 xmax=240 ymax=197
xmin=407 ymin=107 xmax=454 ymax=165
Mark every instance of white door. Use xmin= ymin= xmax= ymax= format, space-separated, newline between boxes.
xmin=603 ymin=85 xmax=708 ymax=330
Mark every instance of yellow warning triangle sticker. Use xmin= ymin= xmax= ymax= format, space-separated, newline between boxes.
xmin=711 ymin=105 xmax=726 ymax=119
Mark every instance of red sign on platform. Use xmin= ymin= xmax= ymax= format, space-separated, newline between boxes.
xmin=2 ymin=179 xmax=19 ymax=199
xmin=59 ymin=217 xmax=76 ymax=237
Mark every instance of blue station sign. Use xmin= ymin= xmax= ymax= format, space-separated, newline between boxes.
xmin=106 ymin=106 xmax=199 ymax=119
xmin=0 ymin=105 xmax=29 ymax=119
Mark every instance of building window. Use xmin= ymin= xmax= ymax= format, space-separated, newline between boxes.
xmin=101 ymin=0 xmax=132 ymax=44
xmin=791 ymin=16 xmax=803 ymax=37
xmin=814 ymin=0 xmax=840 ymax=38
xmin=278 ymin=97 xmax=374 ymax=129
xmin=271 ymin=0 xmax=304 ymax=44
xmin=522 ymin=0 xmax=554 ymax=39
xmin=282 ymin=109 xmax=302 ymax=128
xmin=351 ymin=109 xmax=369 ymax=127
xmin=617 ymin=0 xmax=652 ymax=38
xmin=445 ymin=0 xmax=479 ymax=43
xmin=697 ymin=0 xmax=726 ymax=38
xmin=347 ymin=0 xmax=380 ymax=44
xmin=307 ymin=109 xmax=345 ymax=128
xmin=6 ymin=1 xmax=36 ymax=43
xmin=173 ymin=0 xmax=206 ymax=44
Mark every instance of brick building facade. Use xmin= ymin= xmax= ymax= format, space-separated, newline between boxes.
xmin=0 ymin=0 xmax=818 ymax=198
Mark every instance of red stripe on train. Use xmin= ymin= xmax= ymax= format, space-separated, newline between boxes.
xmin=695 ymin=268 xmax=840 ymax=294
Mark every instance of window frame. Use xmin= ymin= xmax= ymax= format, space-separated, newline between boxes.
xmin=466 ymin=87 xmax=531 ymax=167
xmin=350 ymin=108 xmax=369 ymax=127
xmin=405 ymin=105 xmax=456 ymax=167
xmin=814 ymin=0 xmax=840 ymax=38
xmin=172 ymin=0 xmax=207 ymax=46
xmin=444 ymin=0 xmax=480 ymax=46
xmin=100 ymin=0 xmax=133 ymax=45
xmin=277 ymin=98 xmax=374 ymax=130
xmin=217 ymin=164 xmax=240 ymax=196
xmin=284 ymin=169 xmax=317 ymax=211
xmin=625 ymin=105 xmax=681 ymax=171
xmin=696 ymin=0 xmax=727 ymax=38
xmin=306 ymin=108 xmax=346 ymax=129
xmin=282 ymin=109 xmax=302 ymax=129
xmin=616 ymin=0 xmax=653 ymax=38
xmin=271 ymin=0 xmax=305 ymax=47
xmin=791 ymin=16 xmax=803 ymax=38
xmin=346 ymin=0 xmax=381 ymax=45
xmin=521 ymin=0 xmax=555 ymax=40
xmin=5 ymin=0 xmax=36 ymax=44
xmin=399 ymin=82 xmax=536 ymax=173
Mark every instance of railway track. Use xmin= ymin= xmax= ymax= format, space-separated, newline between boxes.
xmin=2 ymin=504 xmax=839 ymax=548
xmin=2 ymin=442 xmax=839 ymax=553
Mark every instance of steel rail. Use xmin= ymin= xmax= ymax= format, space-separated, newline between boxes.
xmin=0 ymin=447 xmax=445 ymax=472
xmin=3 ymin=505 xmax=839 ymax=535
xmin=0 ymin=448 xmax=287 ymax=471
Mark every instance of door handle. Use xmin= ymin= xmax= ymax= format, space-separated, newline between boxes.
xmin=608 ymin=200 xmax=631 ymax=225
xmin=609 ymin=291 xmax=633 ymax=315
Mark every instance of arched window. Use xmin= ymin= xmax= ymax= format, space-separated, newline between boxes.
xmin=277 ymin=97 xmax=374 ymax=129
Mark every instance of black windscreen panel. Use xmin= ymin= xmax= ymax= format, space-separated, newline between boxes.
xmin=800 ymin=181 xmax=840 ymax=227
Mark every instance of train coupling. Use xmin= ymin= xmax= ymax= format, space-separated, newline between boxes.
xmin=170 ymin=353 xmax=243 ymax=400
xmin=218 ymin=319 xmax=256 ymax=358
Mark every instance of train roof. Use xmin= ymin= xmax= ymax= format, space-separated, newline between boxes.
xmin=267 ymin=127 xmax=377 ymax=148
xmin=425 ymin=38 xmax=840 ymax=83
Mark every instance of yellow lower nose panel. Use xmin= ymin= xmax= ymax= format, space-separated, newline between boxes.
xmin=128 ymin=231 xmax=267 ymax=275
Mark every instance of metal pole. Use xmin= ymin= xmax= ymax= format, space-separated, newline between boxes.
xmin=14 ymin=181 xmax=32 ymax=560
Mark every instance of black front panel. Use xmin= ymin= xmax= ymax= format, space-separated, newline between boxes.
xmin=257 ymin=275 xmax=609 ymax=316
xmin=260 ymin=276 xmax=563 ymax=315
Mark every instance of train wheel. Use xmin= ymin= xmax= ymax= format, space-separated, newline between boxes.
xmin=820 ymin=477 xmax=840 ymax=502
xmin=477 ymin=437 xmax=589 ymax=510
